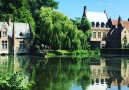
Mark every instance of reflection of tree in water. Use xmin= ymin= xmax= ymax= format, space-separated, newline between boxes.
xmin=29 ymin=57 xmax=91 ymax=90
xmin=0 ymin=56 xmax=91 ymax=90
xmin=0 ymin=55 xmax=33 ymax=90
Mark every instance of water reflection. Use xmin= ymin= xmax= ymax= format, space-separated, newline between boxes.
xmin=0 ymin=56 xmax=91 ymax=90
xmin=89 ymin=56 xmax=129 ymax=90
xmin=1 ymin=55 xmax=129 ymax=90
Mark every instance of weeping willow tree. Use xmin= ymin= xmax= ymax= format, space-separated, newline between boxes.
xmin=38 ymin=7 xmax=89 ymax=50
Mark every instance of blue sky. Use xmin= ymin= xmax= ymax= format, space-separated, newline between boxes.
xmin=56 ymin=0 xmax=129 ymax=20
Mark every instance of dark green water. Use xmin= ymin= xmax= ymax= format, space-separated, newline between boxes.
xmin=0 ymin=55 xmax=129 ymax=90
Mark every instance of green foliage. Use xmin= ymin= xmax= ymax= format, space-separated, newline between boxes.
xmin=38 ymin=7 xmax=90 ymax=50
xmin=27 ymin=0 xmax=59 ymax=15
xmin=72 ymin=17 xmax=92 ymax=38
xmin=0 ymin=71 xmax=30 ymax=90
xmin=0 ymin=0 xmax=35 ymax=38
xmin=35 ymin=45 xmax=40 ymax=51
xmin=27 ymin=0 xmax=59 ymax=38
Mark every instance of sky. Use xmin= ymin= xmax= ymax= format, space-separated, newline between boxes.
xmin=55 ymin=0 xmax=129 ymax=21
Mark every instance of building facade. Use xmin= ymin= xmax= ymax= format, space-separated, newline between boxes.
xmin=0 ymin=18 xmax=33 ymax=54
xmin=107 ymin=16 xmax=129 ymax=48
xmin=82 ymin=6 xmax=110 ymax=49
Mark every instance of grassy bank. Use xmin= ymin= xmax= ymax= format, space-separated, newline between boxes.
xmin=47 ymin=49 xmax=100 ymax=57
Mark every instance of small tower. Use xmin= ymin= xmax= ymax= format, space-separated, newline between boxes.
xmin=82 ymin=6 xmax=87 ymax=17
xmin=118 ymin=15 xmax=122 ymax=28
xmin=118 ymin=15 xmax=122 ymax=23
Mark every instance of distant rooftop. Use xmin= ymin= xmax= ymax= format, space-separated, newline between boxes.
xmin=0 ymin=22 xmax=31 ymax=39
xmin=86 ymin=11 xmax=108 ymax=24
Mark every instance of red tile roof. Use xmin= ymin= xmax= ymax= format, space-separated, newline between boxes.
xmin=122 ymin=21 xmax=129 ymax=30
xmin=111 ymin=20 xmax=129 ymax=30
xmin=112 ymin=20 xmax=118 ymax=25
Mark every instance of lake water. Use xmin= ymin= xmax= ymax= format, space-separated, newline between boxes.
xmin=0 ymin=55 xmax=129 ymax=90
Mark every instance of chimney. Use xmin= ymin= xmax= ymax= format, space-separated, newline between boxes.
xmin=83 ymin=6 xmax=87 ymax=17
xmin=12 ymin=21 xmax=16 ymax=54
xmin=8 ymin=16 xmax=12 ymax=26
xmin=104 ymin=10 xmax=106 ymax=13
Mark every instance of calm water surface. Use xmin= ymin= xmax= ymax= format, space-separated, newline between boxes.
xmin=1 ymin=55 xmax=129 ymax=90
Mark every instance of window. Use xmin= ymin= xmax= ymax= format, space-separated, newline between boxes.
xmin=2 ymin=41 xmax=7 ymax=49
xmin=93 ymin=32 xmax=96 ymax=38
xmin=98 ymin=32 xmax=101 ymax=38
xmin=101 ymin=22 xmax=105 ymax=27
xmin=19 ymin=32 xmax=23 ymax=36
xmin=92 ymin=22 xmax=95 ymax=27
xmin=2 ymin=31 xmax=6 ymax=36
xmin=103 ymin=32 xmax=106 ymax=38
xmin=19 ymin=41 xmax=25 ymax=49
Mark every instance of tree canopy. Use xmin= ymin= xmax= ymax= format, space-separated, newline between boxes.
xmin=0 ymin=0 xmax=59 ymax=38
xmin=72 ymin=17 xmax=92 ymax=38
xmin=38 ymin=7 xmax=89 ymax=50
xmin=0 ymin=0 xmax=35 ymax=37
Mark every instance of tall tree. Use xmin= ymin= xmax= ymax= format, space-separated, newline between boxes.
xmin=27 ymin=0 xmax=58 ymax=15
xmin=81 ymin=17 xmax=92 ymax=38
xmin=27 ymin=0 xmax=59 ymax=37
xmin=72 ymin=17 xmax=92 ymax=39
xmin=38 ymin=7 xmax=89 ymax=50
xmin=0 ymin=0 xmax=35 ymax=38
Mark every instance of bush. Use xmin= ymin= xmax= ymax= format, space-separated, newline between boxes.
xmin=35 ymin=45 xmax=40 ymax=51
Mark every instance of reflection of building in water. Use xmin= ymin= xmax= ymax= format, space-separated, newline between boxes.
xmin=89 ymin=57 xmax=129 ymax=89
xmin=121 ymin=59 xmax=129 ymax=85
xmin=0 ymin=56 xmax=9 ymax=73
xmin=88 ymin=58 xmax=108 ymax=90
xmin=0 ymin=56 xmax=22 ymax=71
xmin=90 ymin=58 xmax=109 ymax=79
xmin=0 ymin=55 xmax=30 ymax=84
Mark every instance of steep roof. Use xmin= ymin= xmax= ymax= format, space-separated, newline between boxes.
xmin=122 ymin=21 xmax=129 ymax=30
xmin=111 ymin=20 xmax=118 ymax=25
xmin=111 ymin=20 xmax=129 ymax=30
xmin=107 ymin=27 xmax=127 ymax=37
xmin=0 ymin=22 xmax=31 ymax=39
xmin=86 ymin=11 xmax=108 ymax=24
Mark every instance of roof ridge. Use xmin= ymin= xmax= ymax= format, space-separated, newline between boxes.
xmin=87 ymin=11 xmax=105 ymax=14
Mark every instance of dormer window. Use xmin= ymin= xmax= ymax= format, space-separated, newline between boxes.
xmin=92 ymin=22 xmax=95 ymax=27
xmin=2 ymin=31 xmax=7 ymax=36
xmin=101 ymin=22 xmax=105 ymax=27
xmin=19 ymin=32 xmax=23 ymax=36
xmin=96 ymin=22 xmax=100 ymax=27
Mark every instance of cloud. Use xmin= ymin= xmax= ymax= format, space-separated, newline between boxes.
xmin=97 ymin=2 xmax=112 ymax=6
xmin=97 ymin=2 xmax=102 ymax=5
